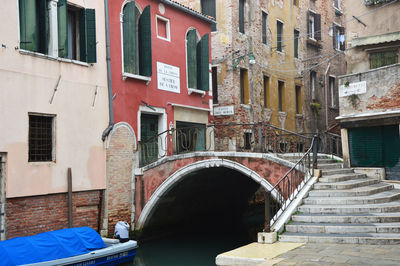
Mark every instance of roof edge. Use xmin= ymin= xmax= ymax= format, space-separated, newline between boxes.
xmin=160 ymin=0 xmax=216 ymax=24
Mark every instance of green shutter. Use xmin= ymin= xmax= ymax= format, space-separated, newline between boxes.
xmin=19 ymin=0 xmax=38 ymax=52
xmin=187 ymin=29 xmax=197 ymax=89
xmin=349 ymin=127 xmax=383 ymax=167
xmin=58 ymin=0 xmax=68 ymax=58
xmin=201 ymin=0 xmax=216 ymax=31
xmin=139 ymin=5 xmax=152 ymax=76
xmin=37 ymin=0 xmax=48 ymax=54
xmin=80 ymin=9 xmax=97 ymax=63
xmin=197 ymin=34 xmax=209 ymax=91
xmin=123 ymin=1 xmax=137 ymax=74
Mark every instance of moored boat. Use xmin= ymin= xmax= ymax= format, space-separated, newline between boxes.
xmin=0 ymin=227 xmax=138 ymax=266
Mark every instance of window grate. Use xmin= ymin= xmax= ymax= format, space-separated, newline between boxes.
xmin=29 ymin=115 xmax=53 ymax=162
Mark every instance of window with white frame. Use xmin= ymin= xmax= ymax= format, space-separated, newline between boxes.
xmin=332 ymin=24 xmax=345 ymax=51
xmin=262 ymin=11 xmax=268 ymax=44
xmin=277 ymin=20 xmax=283 ymax=52
xmin=18 ymin=0 xmax=97 ymax=63
xmin=122 ymin=1 xmax=152 ymax=76
xmin=156 ymin=15 xmax=170 ymax=41
xmin=307 ymin=10 xmax=321 ymax=41
xmin=310 ymin=71 xmax=316 ymax=100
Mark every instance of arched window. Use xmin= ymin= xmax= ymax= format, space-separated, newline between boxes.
xmin=122 ymin=1 xmax=152 ymax=76
xmin=186 ymin=29 xmax=209 ymax=91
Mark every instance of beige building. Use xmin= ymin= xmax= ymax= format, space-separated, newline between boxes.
xmin=338 ymin=0 xmax=400 ymax=180
xmin=0 ymin=0 xmax=109 ymax=239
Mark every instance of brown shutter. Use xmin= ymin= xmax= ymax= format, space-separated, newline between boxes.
xmin=315 ymin=13 xmax=321 ymax=41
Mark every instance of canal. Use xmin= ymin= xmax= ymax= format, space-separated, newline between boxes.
xmin=131 ymin=167 xmax=266 ymax=265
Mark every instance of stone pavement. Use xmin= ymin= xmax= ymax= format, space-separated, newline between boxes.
xmin=274 ymin=243 xmax=400 ymax=266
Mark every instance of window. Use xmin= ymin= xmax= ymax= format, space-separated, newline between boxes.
xmin=19 ymin=0 xmax=97 ymax=62
xmin=333 ymin=24 xmax=345 ymax=51
xmin=239 ymin=0 xmax=245 ymax=33
xmin=277 ymin=20 xmax=283 ymax=52
xmin=201 ymin=0 xmax=216 ymax=31
xmin=334 ymin=0 xmax=340 ymax=10
xmin=156 ymin=15 xmax=170 ymax=41
xmin=212 ymin=67 xmax=218 ymax=103
xmin=307 ymin=11 xmax=321 ymax=41
xmin=370 ymin=50 xmax=398 ymax=69
xmin=122 ymin=2 xmax=152 ymax=76
xmin=240 ymin=69 xmax=249 ymax=104
xmin=263 ymin=76 xmax=270 ymax=108
xmin=262 ymin=12 xmax=268 ymax=44
xmin=329 ymin=76 xmax=335 ymax=107
xmin=293 ymin=0 xmax=298 ymax=6
xmin=244 ymin=132 xmax=252 ymax=150
xmin=278 ymin=81 xmax=285 ymax=112
xmin=186 ymin=29 xmax=210 ymax=91
xmin=140 ymin=114 xmax=159 ymax=165
xmin=295 ymin=85 xmax=302 ymax=114
xmin=294 ymin=29 xmax=299 ymax=58
xmin=29 ymin=114 xmax=55 ymax=162
xmin=310 ymin=71 xmax=316 ymax=100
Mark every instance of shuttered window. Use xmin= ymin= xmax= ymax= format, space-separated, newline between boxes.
xmin=239 ymin=0 xmax=245 ymax=33
xmin=186 ymin=30 xmax=210 ymax=91
xmin=123 ymin=2 xmax=152 ymax=76
xmin=370 ymin=50 xmax=398 ymax=69
xmin=262 ymin=12 xmax=267 ymax=44
xmin=19 ymin=0 xmax=96 ymax=62
xmin=294 ymin=29 xmax=299 ymax=58
xmin=277 ymin=20 xmax=283 ymax=52
xmin=201 ymin=0 xmax=216 ymax=31
xmin=240 ymin=69 xmax=249 ymax=104
xmin=307 ymin=11 xmax=321 ymax=41
xmin=212 ymin=67 xmax=218 ymax=103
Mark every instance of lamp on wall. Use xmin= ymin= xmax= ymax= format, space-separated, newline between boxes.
xmin=232 ymin=52 xmax=256 ymax=69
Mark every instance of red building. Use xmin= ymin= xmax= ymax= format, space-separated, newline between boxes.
xmin=102 ymin=0 xmax=214 ymax=235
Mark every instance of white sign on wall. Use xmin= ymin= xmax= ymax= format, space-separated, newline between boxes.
xmin=157 ymin=62 xmax=180 ymax=93
xmin=214 ymin=105 xmax=235 ymax=116
xmin=339 ymin=81 xmax=367 ymax=97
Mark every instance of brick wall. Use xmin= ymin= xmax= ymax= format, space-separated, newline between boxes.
xmin=6 ymin=190 xmax=102 ymax=239
xmin=105 ymin=123 xmax=136 ymax=237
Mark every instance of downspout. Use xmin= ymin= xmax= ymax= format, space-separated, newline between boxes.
xmin=324 ymin=63 xmax=331 ymax=154
xmin=324 ymin=63 xmax=331 ymax=132
xmin=102 ymin=0 xmax=114 ymax=141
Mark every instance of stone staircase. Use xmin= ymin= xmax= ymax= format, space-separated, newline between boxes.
xmin=279 ymin=155 xmax=400 ymax=244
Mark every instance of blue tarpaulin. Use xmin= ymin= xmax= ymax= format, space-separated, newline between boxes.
xmin=0 ymin=227 xmax=106 ymax=266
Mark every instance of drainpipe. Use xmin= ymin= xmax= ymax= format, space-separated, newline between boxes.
xmin=102 ymin=0 xmax=114 ymax=141
xmin=324 ymin=63 xmax=331 ymax=153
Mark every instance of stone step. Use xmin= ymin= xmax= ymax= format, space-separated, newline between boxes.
xmin=292 ymin=213 xmax=400 ymax=224
xmin=319 ymin=173 xmax=367 ymax=183
xmin=304 ymin=189 xmax=400 ymax=205
xmin=308 ymin=182 xmax=394 ymax=197
xmin=321 ymin=168 xmax=355 ymax=176
xmin=317 ymin=158 xmax=338 ymax=164
xmin=298 ymin=201 xmax=400 ymax=214
xmin=279 ymin=232 xmax=400 ymax=244
xmin=286 ymin=222 xmax=400 ymax=234
xmin=313 ymin=178 xmax=379 ymax=190
xmin=317 ymin=163 xmax=343 ymax=170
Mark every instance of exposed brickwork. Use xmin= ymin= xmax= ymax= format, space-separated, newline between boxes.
xmin=367 ymin=83 xmax=400 ymax=110
xmin=6 ymin=190 xmax=101 ymax=239
xmin=105 ymin=124 xmax=136 ymax=237
xmin=135 ymin=155 xmax=300 ymax=221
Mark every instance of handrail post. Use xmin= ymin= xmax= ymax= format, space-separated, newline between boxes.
xmin=312 ymin=135 xmax=319 ymax=170
xmin=264 ymin=190 xmax=271 ymax=232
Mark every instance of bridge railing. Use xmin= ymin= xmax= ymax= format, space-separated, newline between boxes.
xmin=264 ymin=136 xmax=318 ymax=232
xmin=138 ymin=123 xmax=314 ymax=167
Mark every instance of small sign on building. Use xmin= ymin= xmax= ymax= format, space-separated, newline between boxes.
xmin=339 ymin=81 xmax=367 ymax=97
xmin=214 ymin=105 xmax=235 ymax=116
xmin=157 ymin=62 xmax=180 ymax=93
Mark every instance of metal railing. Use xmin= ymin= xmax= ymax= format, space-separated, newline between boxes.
xmin=264 ymin=136 xmax=318 ymax=232
xmin=321 ymin=131 xmax=342 ymax=158
xmin=138 ymin=123 xmax=314 ymax=167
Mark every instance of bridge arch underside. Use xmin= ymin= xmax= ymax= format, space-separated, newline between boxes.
xmin=137 ymin=167 xmax=275 ymax=241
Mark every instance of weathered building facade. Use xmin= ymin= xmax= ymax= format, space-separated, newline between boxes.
xmin=103 ymin=0 xmax=214 ymax=236
xmin=338 ymin=0 xmax=400 ymax=180
xmin=300 ymin=0 xmax=346 ymax=134
xmin=0 ymin=0 xmax=109 ymax=239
